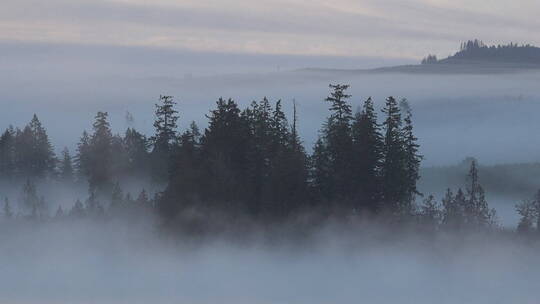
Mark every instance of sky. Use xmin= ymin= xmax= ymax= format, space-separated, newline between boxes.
xmin=2 ymin=0 xmax=540 ymax=60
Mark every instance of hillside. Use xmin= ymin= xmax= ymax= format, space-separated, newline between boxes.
xmin=425 ymin=39 xmax=540 ymax=65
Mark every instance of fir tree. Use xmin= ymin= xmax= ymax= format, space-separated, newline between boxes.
xmin=151 ymin=95 xmax=179 ymax=182
xmin=59 ymin=147 xmax=74 ymax=182
xmin=351 ymin=97 xmax=384 ymax=212
xmin=0 ymin=127 xmax=15 ymax=180
xmin=465 ymin=160 xmax=496 ymax=228
xmin=88 ymin=112 xmax=113 ymax=193
xmin=400 ymin=99 xmax=423 ymax=206
xmin=381 ymin=96 xmax=407 ymax=215
xmin=75 ymin=131 xmax=91 ymax=181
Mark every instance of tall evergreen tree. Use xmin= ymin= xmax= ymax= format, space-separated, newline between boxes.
xmin=312 ymin=84 xmax=354 ymax=204
xmin=13 ymin=115 xmax=55 ymax=178
xmin=88 ymin=112 xmax=113 ymax=194
xmin=0 ymin=127 xmax=15 ymax=180
xmin=75 ymin=131 xmax=91 ymax=181
xmin=465 ymin=160 xmax=496 ymax=228
xmin=380 ymin=96 xmax=407 ymax=215
xmin=123 ymin=128 xmax=149 ymax=177
xmin=400 ymin=99 xmax=423 ymax=206
xmin=59 ymin=147 xmax=74 ymax=182
xmin=351 ymin=97 xmax=384 ymax=212
xmin=199 ymin=98 xmax=251 ymax=210
xmin=151 ymin=95 xmax=179 ymax=182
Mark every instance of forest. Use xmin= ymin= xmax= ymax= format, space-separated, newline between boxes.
xmin=422 ymin=39 xmax=540 ymax=65
xmin=0 ymin=84 xmax=537 ymax=236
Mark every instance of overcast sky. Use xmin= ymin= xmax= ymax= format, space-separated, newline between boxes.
xmin=2 ymin=0 xmax=539 ymax=60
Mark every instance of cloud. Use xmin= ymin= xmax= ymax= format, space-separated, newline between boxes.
xmin=1 ymin=0 xmax=539 ymax=58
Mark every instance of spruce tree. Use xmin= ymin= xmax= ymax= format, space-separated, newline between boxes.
xmin=381 ymin=96 xmax=407 ymax=215
xmin=400 ymin=99 xmax=423 ymax=207
xmin=75 ymin=131 xmax=91 ymax=181
xmin=312 ymin=84 xmax=354 ymax=205
xmin=199 ymin=98 xmax=252 ymax=209
xmin=151 ymin=95 xmax=179 ymax=182
xmin=28 ymin=114 xmax=55 ymax=178
xmin=351 ymin=97 xmax=384 ymax=212
xmin=0 ymin=127 xmax=15 ymax=180
xmin=465 ymin=160 xmax=496 ymax=228
xmin=59 ymin=147 xmax=74 ymax=182
xmin=88 ymin=112 xmax=113 ymax=194
xmin=123 ymin=128 xmax=149 ymax=177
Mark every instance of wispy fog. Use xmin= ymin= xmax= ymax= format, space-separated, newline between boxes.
xmin=2 ymin=43 xmax=540 ymax=166
xmin=1 ymin=219 xmax=538 ymax=304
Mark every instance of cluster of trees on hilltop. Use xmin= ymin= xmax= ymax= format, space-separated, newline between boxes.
xmin=0 ymin=84 xmax=505 ymax=234
xmin=158 ymin=85 xmax=424 ymax=224
xmin=0 ymin=115 xmax=56 ymax=180
xmin=421 ymin=39 xmax=540 ymax=64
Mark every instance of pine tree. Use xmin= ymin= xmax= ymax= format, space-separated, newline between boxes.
xmin=312 ymin=84 xmax=354 ymax=204
xmin=88 ymin=112 xmax=113 ymax=193
xmin=59 ymin=147 xmax=74 ymax=182
xmin=151 ymin=95 xmax=179 ymax=182
xmin=13 ymin=115 xmax=55 ymax=178
xmin=152 ymin=95 xmax=179 ymax=150
xmin=381 ymin=96 xmax=407 ymax=215
xmin=75 ymin=131 xmax=91 ymax=181
xmin=400 ymin=99 xmax=423 ymax=207
xmin=123 ymin=128 xmax=149 ymax=177
xmin=351 ymin=97 xmax=384 ymax=212
xmin=27 ymin=114 xmax=55 ymax=178
xmin=465 ymin=160 xmax=496 ymax=228
xmin=199 ymin=98 xmax=252 ymax=209
xmin=0 ymin=127 xmax=15 ymax=180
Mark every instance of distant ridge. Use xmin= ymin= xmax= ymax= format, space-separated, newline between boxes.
xmin=296 ymin=40 xmax=540 ymax=75
xmin=423 ymin=39 xmax=540 ymax=65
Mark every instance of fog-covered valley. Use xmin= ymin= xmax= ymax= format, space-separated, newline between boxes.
xmin=2 ymin=218 xmax=540 ymax=304
xmin=4 ymin=39 xmax=540 ymax=303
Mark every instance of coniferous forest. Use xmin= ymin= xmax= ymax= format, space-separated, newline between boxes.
xmin=3 ymin=83 xmax=527 ymax=237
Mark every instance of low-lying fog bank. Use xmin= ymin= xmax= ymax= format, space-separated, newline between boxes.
xmin=1 ymin=219 xmax=539 ymax=304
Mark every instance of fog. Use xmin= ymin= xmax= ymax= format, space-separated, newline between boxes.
xmin=3 ymin=39 xmax=540 ymax=303
xmin=2 ymin=42 xmax=540 ymax=167
xmin=1 ymin=219 xmax=539 ymax=304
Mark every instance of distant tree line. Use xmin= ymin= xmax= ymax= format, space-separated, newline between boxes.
xmin=421 ymin=39 xmax=540 ymax=65
xmin=0 ymin=84 xmax=504 ymax=233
